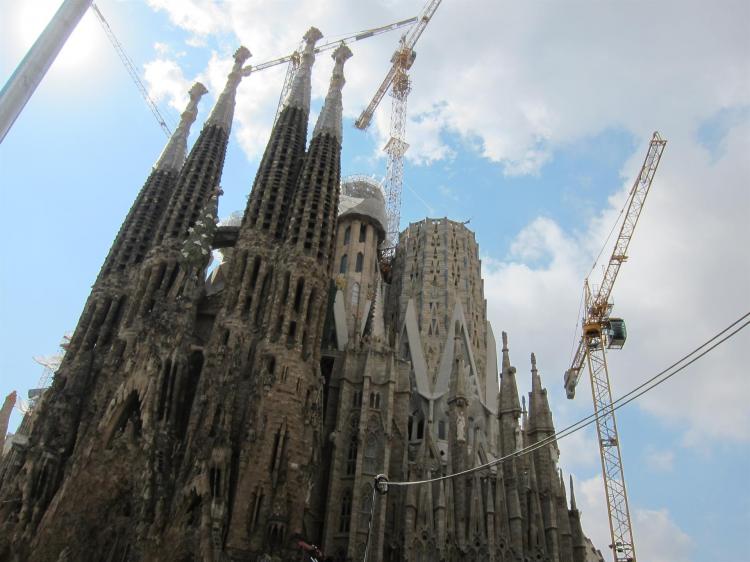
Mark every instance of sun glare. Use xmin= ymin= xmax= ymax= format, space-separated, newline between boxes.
xmin=15 ymin=1 xmax=106 ymax=74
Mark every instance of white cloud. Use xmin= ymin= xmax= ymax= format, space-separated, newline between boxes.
xmin=644 ymin=446 xmax=675 ymax=473
xmin=143 ymin=58 xmax=192 ymax=113
xmin=139 ymin=0 xmax=749 ymax=174
xmin=635 ymin=509 xmax=694 ymax=562
xmin=577 ymin=475 xmax=693 ymax=561
xmin=146 ymin=0 xmax=230 ymax=37
xmin=482 ymin=120 xmax=750 ymax=447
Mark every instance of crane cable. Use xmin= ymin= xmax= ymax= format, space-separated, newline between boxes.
xmin=376 ymin=310 xmax=750 ymax=489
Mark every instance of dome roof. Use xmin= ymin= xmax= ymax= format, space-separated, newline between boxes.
xmin=338 ymin=175 xmax=387 ymax=239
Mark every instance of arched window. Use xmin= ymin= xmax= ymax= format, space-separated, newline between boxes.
xmin=359 ymin=224 xmax=367 ymax=243
xmin=355 ymin=253 xmax=364 ymax=272
xmin=346 ymin=437 xmax=357 ymax=475
xmin=339 ymin=489 xmax=352 ymax=533
xmin=351 ymin=282 xmax=360 ymax=308
xmin=339 ymin=254 xmax=348 ymax=274
xmin=343 ymin=225 xmax=351 ymax=245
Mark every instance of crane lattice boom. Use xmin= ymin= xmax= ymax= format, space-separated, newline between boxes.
xmin=354 ymin=0 xmax=443 ymax=251
xmin=563 ymin=132 xmax=667 ymax=562
xmin=565 ymin=132 xmax=667 ymax=398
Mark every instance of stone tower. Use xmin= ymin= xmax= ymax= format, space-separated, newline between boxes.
xmin=319 ymin=216 xmax=603 ymax=562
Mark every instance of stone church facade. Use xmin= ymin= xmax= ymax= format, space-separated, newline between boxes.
xmin=0 ymin=28 xmax=602 ymax=562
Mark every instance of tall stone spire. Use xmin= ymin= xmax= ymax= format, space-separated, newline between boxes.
xmin=313 ymin=44 xmax=352 ymax=141
xmin=99 ymin=82 xmax=208 ymax=278
xmin=241 ymin=28 xmax=321 ymax=240
xmin=283 ymin=27 xmax=322 ymax=111
xmin=154 ymin=47 xmax=250 ymax=246
xmin=155 ymin=82 xmax=208 ymax=170
xmin=205 ymin=46 xmax=252 ymax=131
xmin=285 ymin=45 xmax=352 ymax=261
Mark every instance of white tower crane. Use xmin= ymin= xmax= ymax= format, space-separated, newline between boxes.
xmin=564 ymin=132 xmax=667 ymax=562
xmin=354 ymin=0 xmax=444 ymax=256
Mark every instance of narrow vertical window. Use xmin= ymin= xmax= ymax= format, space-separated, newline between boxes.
xmin=346 ymin=437 xmax=357 ymax=475
xmin=343 ymin=225 xmax=351 ymax=245
xmin=359 ymin=224 xmax=367 ymax=243
xmin=355 ymin=253 xmax=364 ymax=273
xmin=340 ymin=254 xmax=348 ymax=274
xmin=351 ymin=282 xmax=360 ymax=308
xmin=339 ymin=490 xmax=352 ymax=533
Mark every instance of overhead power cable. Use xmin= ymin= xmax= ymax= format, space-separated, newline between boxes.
xmin=380 ymin=311 xmax=750 ymax=488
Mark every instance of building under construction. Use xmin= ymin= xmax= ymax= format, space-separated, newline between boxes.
xmin=0 ymin=26 xmax=604 ymax=562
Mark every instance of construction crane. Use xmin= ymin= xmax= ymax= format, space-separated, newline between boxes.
xmin=91 ymin=3 xmax=174 ymax=137
xmin=354 ymin=0 xmax=443 ymax=254
xmin=93 ymin=0 xmax=414 ymax=138
xmin=272 ymin=16 xmax=418 ymax=123
xmin=564 ymin=132 xmax=667 ymax=562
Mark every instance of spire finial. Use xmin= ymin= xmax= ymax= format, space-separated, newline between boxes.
xmin=531 ymin=352 xmax=542 ymax=393
xmin=312 ymin=44 xmax=353 ymax=141
xmin=569 ymin=475 xmax=577 ymax=510
xmin=206 ymin=46 xmax=252 ymax=131
xmin=155 ymin=81 xmax=208 ymax=171
xmin=283 ymin=27 xmax=323 ymax=111
xmin=501 ymin=330 xmax=511 ymax=371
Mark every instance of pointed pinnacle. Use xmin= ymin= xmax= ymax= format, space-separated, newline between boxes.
xmin=313 ymin=44 xmax=353 ymax=141
xmin=501 ymin=331 xmax=511 ymax=370
xmin=569 ymin=474 xmax=577 ymax=510
xmin=206 ymin=46 xmax=252 ymax=131
xmin=284 ymin=27 xmax=322 ymax=111
xmin=155 ymin=81 xmax=208 ymax=171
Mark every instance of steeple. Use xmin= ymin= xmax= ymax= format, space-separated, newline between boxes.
xmin=312 ymin=43 xmax=350 ymax=141
xmin=99 ymin=82 xmax=208 ymax=278
xmin=498 ymin=332 xmax=521 ymax=415
xmin=205 ymin=47 xmax=252 ymax=131
xmin=154 ymin=47 xmax=250 ymax=247
xmin=241 ymin=28 xmax=322 ymax=241
xmin=569 ymin=475 xmax=577 ymax=511
xmin=285 ymin=45 xmax=352 ymax=261
xmin=283 ymin=27 xmax=322 ymax=111
xmin=155 ymin=82 xmax=208 ymax=171
xmin=528 ymin=352 xmax=555 ymax=436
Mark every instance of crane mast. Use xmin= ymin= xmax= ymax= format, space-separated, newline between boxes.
xmin=565 ymin=132 xmax=667 ymax=562
xmin=272 ymin=16 xmax=418 ymax=124
xmin=355 ymin=0 xmax=443 ymax=252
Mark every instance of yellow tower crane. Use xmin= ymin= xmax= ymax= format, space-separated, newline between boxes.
xmin=564 ymin=132 xmax=667 ymax=562
xmin=354 ymin=0 xmax=444 ymax=257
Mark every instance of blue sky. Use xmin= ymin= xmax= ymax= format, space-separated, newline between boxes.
xmin=1 ymin=1 xmax=749 ymax=560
